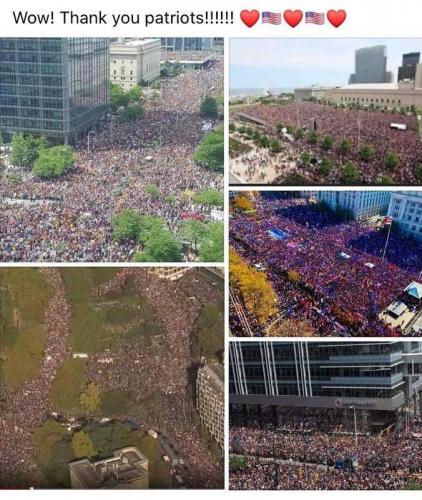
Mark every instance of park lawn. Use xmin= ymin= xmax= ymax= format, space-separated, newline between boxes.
xmin=229 ymin=137 xmax=252 ymax=158
xmin=0 ymin=269 xmax=52 ymax=387
xmin=49 ymin=358 xmax=87 ymax=414
xmin=89 ymin=267 xmax=119 ymax=287
xmin=61 ymin=268 xmax=105 ymax=353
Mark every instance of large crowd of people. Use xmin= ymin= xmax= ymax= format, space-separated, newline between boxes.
xmin=230 ymin=414 xmax=422 ymax=490
xmin=230 ymin=197 xmax=422 ymax=337
xmin=0 ymin=268 xmax=224 ymax=488
xmin=232 ymin=102 xmax=422 ymax=184
xmin=0 ymin=56 xmax=223 ymax=262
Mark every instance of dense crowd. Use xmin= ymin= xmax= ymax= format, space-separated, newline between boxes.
xmin=0 ymin=268 xmax=224 ymax=488
xmin=233 ymin=102 xmax=422 ymax=184
xmin=230 ymin=197 xmax=422 ymax=337
xmin=230 ymin=416 xmax=422 ymax=490
xmin=0 ymin=57 xmax=223 ymax=262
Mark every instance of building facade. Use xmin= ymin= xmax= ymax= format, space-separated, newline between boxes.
xmin=229 ymin=341 xmax=422 ymax=429
xmin=398 ymin=52 xmax=421 ymax=82
xmin=110 ymin=39 xmax=161 ymax=90
xmin=294 ymin=85 xmax=333 ymax=101
xmin=196 ymin=363 xmax=225 ymax=451
xmin=349 ymin=45 xmax=392 ymax=84
xmin=69 ymin=447 xmax=149 ymax=489
xmin=0 ymin=38 xmax=109 ymax=142
xmin=160 ymin=38 xmax=213 ymax=52
xmin=147 ymin=267 xmax=190 ymax=281
xmin=327 ymin=80 xmax=422 ymax=110
xmin=317 ymin=191 xmax=391 ymax=220
xmin=387 ymin=191 xmax=422 ymax=240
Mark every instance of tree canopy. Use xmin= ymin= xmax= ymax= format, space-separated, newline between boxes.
xmin=200 ymin=96 xmax=219 ymax=119
xmin=193 ymin=126 xmax=224 ymax=171
xmin=32 ymin=145 xmax=75 ymax=179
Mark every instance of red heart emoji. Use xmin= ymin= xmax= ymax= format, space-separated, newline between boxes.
xmin=240 ymin=9 xmax=260 ymax=28
xmin=283 ymin=9 xmax=303 ymax=28
xmin=327 ymin=9 xmax=347 ymax=28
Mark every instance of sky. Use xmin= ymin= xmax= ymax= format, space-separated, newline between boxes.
xmin=230 ymin=38 xmax=422 ymax=90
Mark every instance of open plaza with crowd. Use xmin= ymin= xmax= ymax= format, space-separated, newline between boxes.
xmin=230 ymin=101 xmax=422 ymax=185
xmin=230 ymin=196 xmax=422 ymax=337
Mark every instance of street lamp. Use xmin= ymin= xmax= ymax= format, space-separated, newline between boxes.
xmin=87 ymin=130 xmax=95 ymax=154
xmin=350 ymin=405 xmax=358 ymax=446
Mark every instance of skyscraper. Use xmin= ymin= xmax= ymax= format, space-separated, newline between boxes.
xmin=349 ymin=45 xmax=392 ymax=84
xmin=398 ymin=52 xmax=421 ymax=82
xmin=0 ymin=38 xmax=109 ymax=143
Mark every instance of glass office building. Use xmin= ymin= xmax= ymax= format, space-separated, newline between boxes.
xmin=230 ymin=341 xmax=422 ymax=428
xmin=0 ymin=38 xmax=109 ymax=142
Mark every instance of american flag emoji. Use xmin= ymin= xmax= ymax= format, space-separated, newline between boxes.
xmin=305 ymin=12 xmax=325 ymax=25
xmin=262 ymin=12 xmax=282 ymax=25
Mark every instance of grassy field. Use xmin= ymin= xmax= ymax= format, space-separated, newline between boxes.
xmin=0 ymin=269 xmax=52 ymax=387
xmin=49 ymin=358 xmax=87 ymax=414
xmin=61 ymin=269 xmax=166 ymax=354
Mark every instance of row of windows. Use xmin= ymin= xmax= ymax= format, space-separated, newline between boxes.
xmin=340 ymin=96 xmax=403 ymax=105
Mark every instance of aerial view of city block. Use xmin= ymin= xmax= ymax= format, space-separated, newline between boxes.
xmin=230 ymin=191 xmax=422 ymax=337
xmin=0 ymin=267 xmax=224 ymax=488
xmin=229 ymin=341 xmax=422 ymax=490
xmin=0 ymin=37 xmax=224 ymax=262
xmin=230 ymin=39 xmax=422 ymax=185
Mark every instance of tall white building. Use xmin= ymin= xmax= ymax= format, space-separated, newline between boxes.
xmin=110 ymin=39 xmax=161 ymax=90
xmin=388 ymin=191 xmax=422 ymax=240
xmin=317 ymin=191 xmax=391 ymax=220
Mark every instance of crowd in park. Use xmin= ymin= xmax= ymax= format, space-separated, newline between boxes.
xmin=0 ymin=268 xmax=224 ymax=489
xmin=231 ymin=101 xmax=422 ymax=185
xmin=230 ymin=196 xmax=422 ymax=337
xmin=229 ymin=414 xmax=422 ymax=490
xmin=0 ymin=55 xmax=224 ymax=262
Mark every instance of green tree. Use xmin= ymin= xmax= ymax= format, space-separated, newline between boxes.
xmin=193 ymin=189 xmax=224 ymax=209
xmin=138 ymin=215 xmax=167 ymax=244
xmin=361 ymin=145 xmax=374 ymax=162
xmin=341 ymin=161 xmax=360 ymax=184
xmin=122 ymin=103 xmax=144 ymax=120
xmin=258 ymin=135 xmax=270 ymax=148
xmin=80 ymin=381 xmax=101 ymax=413
xmin=71 ymin=430 xmax=96 ymax=459
xmin=270 ymin=139 xmax=282 ymax=153
xmin=385 ymin=151 xmax=399 ymax=170
xmin=32 ymin=145 xmax=75 ymax=179
xmin=110 ymin=82 xmax=129 ymax=111
xmin=112 ymin=210 xmax=142 ymax=241
xmin=134 ymin=229 xmax=182 ymax=262
xmin=300 ymin=152 xmax=311 ymax=166
xmin=294 ymin=128 xmax=304 ymax=140
xmin=127 ymin=85 xmax=142 ymax=102
xmin=338 ymin=138 xmax=351 ymax=155
xmin=193 ymin=126 xmax=224 ymax=171
xmin=378 ymin=175 xmax=393 ymax=185
xmin=11 ymin=134 xmax=48 ymax=169
xmin=179 ymin=219 xmax=206 ymax=252
xmin=200 ymin=96 xmax=218 ymax=119
xmin=321 ymin=135 xmax=334 ymax=150
xmin=319 ymin=157 xmax=333 ymax=175
xmin=145 ymin=184 xmax=159 ymax=198
xmin=198 ymin=222 xmax=224 ymax=262
xmin=309 ymin=131 xmax=319 ymax=144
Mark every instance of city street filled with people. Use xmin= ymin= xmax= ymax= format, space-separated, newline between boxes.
xmin=230 ymin=196 xmax=422 ymax=337
xmin=0 ymin=56 xmax=223 ymax=262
